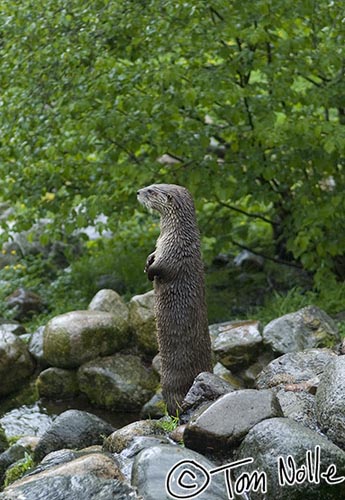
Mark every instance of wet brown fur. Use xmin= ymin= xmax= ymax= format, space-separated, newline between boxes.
xmin=137 ymin=184 xmax=212 ymax=414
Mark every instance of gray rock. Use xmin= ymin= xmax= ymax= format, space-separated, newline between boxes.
xmin=256 ymin=348 xmax=337 ymax=390
xmin=0 ymin=331 xmax=35 ymax=397
xmin=131 ymin=444 xmax=225 ymax=500
xmin=0 ymin=403 xmax=53 ymax=439
xmin=263 ymin=305 xmax=339 ymax=355
xmin=240 ymin=351 xmax=276 ymax=386
xmin=276 ymin=389 xmax=320 ymax=432
xmin=237 ymin=417 xmax=345 ymax=499
xmin=104 ymin=419 xmax=166 ymax=454
xmin=184 ymin=389 xmax=282 ymax=454
xmin=43 ymin=310 xmax=130 ymax=368
xmin=5 ymin=288 xmax=44 ymax=321
xmin=140 ymin=390 xmax=165 ymax=419
xmin=213 ymin=362 xmax=245 ymax=388
xmin=0 ymin=426 xmax=7 ymax=453
xmin=0 ymin=319 xmax=25 ymax=336
xmin=88 ymin=289 xmax=129 ymax=324
xmin=180 ymin=372 xmax=235 ymax=422
xmin=0 ymin=443 xmax=29 ymax=486
xmin=211 ymin=320 xmax=263 ymax=369
xmin=0 ymin=475 xmax=139 ymax=500
xmin=113 ymin=435 xmax=172 ymax=481
xmin=36 ymin=368 xmax=79 ymax=400
xmin=34 ymin=410 xmax=114 ymax=462
xmin=316 ymin=356 xmax=345 ymax=448
xmin=28 ymin=327 xmax=48 ymax=367
xmin=128 ymin=290 xmax=158 ymax=355
xmin=78 ymin=354 xmax=159 ymax=411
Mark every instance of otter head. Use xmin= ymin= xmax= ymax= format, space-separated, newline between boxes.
xmin=137 ymin=184 xmax=194 ymax=218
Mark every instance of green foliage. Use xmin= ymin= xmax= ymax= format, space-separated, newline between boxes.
xmin=0 ymin=0 xmax=344 ymax=296
xmin=4 ymin=452 xmax=34 ymax=487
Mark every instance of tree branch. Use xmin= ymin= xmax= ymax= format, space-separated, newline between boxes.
xmin=215 ymin=196 xmax=275 ymax=226
xmin=231 ymin=239 xmax=303 ymax=269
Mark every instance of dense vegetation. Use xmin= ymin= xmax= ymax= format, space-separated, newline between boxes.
xmin=0 ymin=0 xmax=344 ymax=325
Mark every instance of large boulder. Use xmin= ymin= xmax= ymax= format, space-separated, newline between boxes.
xmin=237 ymin=417 xmax=345 ymax=499
xmin=316 ymin=356 xmax=345 ymax=448
xmin=184 ymin=389 xmax=281 ymax=454
xmin=131 ymin=444 xmax=225 ymax=500
xmin=0 ymin=331 xmax=35 ymax=397
xmin=34 ymin=410 xmax=114 ymax=462
xmin=262 ymin=305 xmax=339 ymax=355
xmin=256 ymin=348 xmax=337 ymax=390
xmin=43 ymin=310 xmax=130 ymax=368
xmin=128 ymin=291 xmax=158 ymax=355
xmin=78 ymin=354 xmax=159 ymax=411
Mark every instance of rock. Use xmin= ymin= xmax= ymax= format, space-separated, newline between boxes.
xmin=28 ymin=326 xmax=48 ymax=367
xmin=180 ymin=372 xmax=235 ymax=422
xmin=0 ymin=331 xmax=35 ymax=397
xmin=213 ymin=362 xmax=245 ymax=388
xmin=0 ymin=443 xmax=29 ymax=486
xmin=36 ymin=368 xmax=79 ymax=399
xmin=237 ymin=417 xmax=345 ymax=499
xmin=34 ymin=410 xmax=114 ymax=462
xmin=211 ymin=320 xmax=263 ymax=369
xmin=234 ymin=249 xmax=264 ymax=271
xmin=316 ymin=356 xmax=345 ymax=448
xmin=0 ymin=474 xmax=139 ymax=500
xmin=115 ymin=435 xmax=171 ymax=481
xmin=5 ymin=288 xmax=44 ymax=321
xmin=43 ymin=310 xmax=130 ymax=368
xmin=0 ymin=427 xmax=7 ymax=454
xmin=152 ymin=353 xmax=161 ymax=374
xmin=240 ymin=351 xmax=276 ymax=386
xmin=131 ymin=444 xmax=225 ymax=500
xmin=262 ymin=305 xmax=339 ymax=355
xmin=128 ymin=290 xmax=158 ymax=355
xmin=78 ymin=354 xmax=159 ymax=411
xmin=88 ymin=289 xmax=129 ymax=325
xmin=0 ymin=319 xmax=25 ymax=336
xmin=104 ymin=420 xmax=166 ymax=454
xmin=184 ymin=389 xmax=282 ymax=454
xmin=276 ymin=389 xmax=320 ymax=433
xmin=256 ymin=348 xmax=337 ymax=390
xmin=0 ymin=403 xmax=54 ymax=439
xmin=140 ymin=390 xmax=165 ymax=419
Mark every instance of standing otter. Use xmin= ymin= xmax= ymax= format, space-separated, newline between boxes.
xmin=137 ymin=184 xmax=212 ymax=414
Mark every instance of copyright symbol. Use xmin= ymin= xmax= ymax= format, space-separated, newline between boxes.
xmin=166 ymin=459 xmax=211 ymax=499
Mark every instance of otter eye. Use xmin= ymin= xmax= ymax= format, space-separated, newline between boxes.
xmin=167 ymin=193 xmax=172 ymax=201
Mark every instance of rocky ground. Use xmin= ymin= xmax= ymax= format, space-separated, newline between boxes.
xmin=0 ymin=288 xmax=345 ymax=499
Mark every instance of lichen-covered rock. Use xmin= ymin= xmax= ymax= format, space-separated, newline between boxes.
xmin=184 ymin=389 xmax=282 ymax=454
xmin=213 ymin=362 xmax=244 ymax=388
xmin=43 ymin=310 xmax=130 ymax=368
xmin=211 ymin=320 xmax=263 ymax=369
xmin=5 ymin=288 xmax=44 ymax=321
xmin=262 ymin=305 xmax=339 ymax=355
xmin=78 ymin=354 xmax=159 ymax=411
xmin=237 ymin=417 xmax=345 ymax=499
xmin=0 ymin=320 xmax=25 ymax=336
xmin=36 ymin=368 xmax=79 ymax=400
xmin=0 ymin=403 xmax=53 ymax=439
xmin=34 ymin=410 xmax=114 ymax=462
xmin=103 ymin=420 xmax=166 ymax=454
xmin=0 ymin=426 xmax=7 ymax=454
xmin=316 ymin=356 xmax=345 ymax=448
xmin=88 ymin=289 xmax=129 ymax=326
xmin=128 ymin=291 xmax=157 ymax=355
xmin=256 ymin=348 xmax=337 ymax=390
xmin=131 ymin=444 xmax=225 ymax=500
xmin=0 ymin=331 xmax=35 ymax=397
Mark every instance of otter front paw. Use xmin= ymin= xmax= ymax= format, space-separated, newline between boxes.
xmin=145 ymin=252 xmax=156 ymax=281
